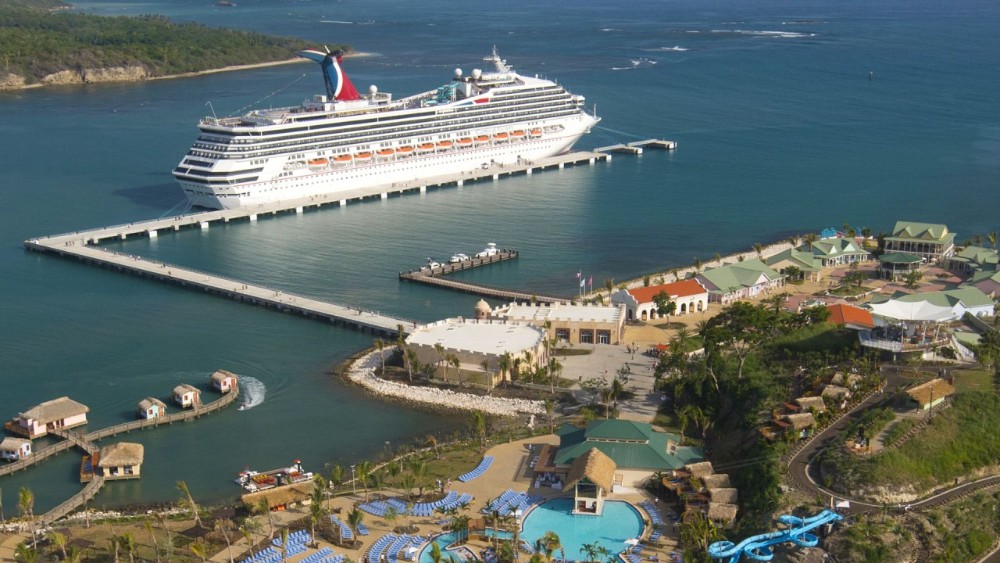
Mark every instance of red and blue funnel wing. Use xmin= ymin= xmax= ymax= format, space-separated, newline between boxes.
xmin=297 ymin=49 xmax=362 ymax=102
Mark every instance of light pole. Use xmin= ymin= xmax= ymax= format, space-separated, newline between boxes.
xmin=351 ymin=465 xmax=356 ymax=496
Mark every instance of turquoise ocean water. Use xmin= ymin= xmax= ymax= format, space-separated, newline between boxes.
xmin=1 ymin=0 xmax=999 ymax=511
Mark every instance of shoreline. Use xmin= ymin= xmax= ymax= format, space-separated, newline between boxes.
xmin=340 ymin=348 xmax=545 ymax=417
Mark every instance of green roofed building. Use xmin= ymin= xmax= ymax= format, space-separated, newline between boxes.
xmin=767 ymin=238 xmax=871 ymax=282
xmin=946 ymin=246 xmax=999 ymax=276
xmin=695 ymin=259 xmax=784 ymax=305
xmin=883 ymin=221 xmax=956 ymax=262
xmin=553 ymin=419 xmax=703 ymax=490
xmin=878 ymin=252 xmax=922 ymax=281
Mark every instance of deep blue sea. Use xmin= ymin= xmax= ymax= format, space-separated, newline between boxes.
xmin=1 ymin=0 xmax=998 ymax=511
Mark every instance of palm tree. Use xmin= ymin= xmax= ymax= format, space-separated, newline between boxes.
xmin=107 ymin=533 xmax=121 ymax=563
xmin=753 ymin=242 xmax=764 ymax=258
xmin=157 ymin=512 xmax=175 ymax=561
xmin=375 ymin=337 xmax=387 ymax=374
xmin=49 ymin=531 xmax=68 ymax=561
xmin=309 ymin=491 xmax=327 ymax=549
xmin=547 ymin=357 xmax=562 ymax=393
xmin=142 ymin=517 xmax=162 ymax=563
xmin=191 ymin=539 xmax=210 ymax=562
xmin=445 ymin=354 xmax=459 ymax=384
xmin=257 ymin=497 xmax=275 ymax=539
xmin=65 ymin=546 xmax=82 ymax=563
xmin=176 ymin=481 xmax=203 ymax=528
xmin=429 ymin=542 xmax=444 ymax=563
xmin=471 ymin=411 xmax=488 ymax=451
xmin=279 ymin=528 xmax=290 ymax=562
xmin=543 ymin=398 xmax=556 ymax=433
xmin=498 ymin=352 xmax=513 ymax=387
xmin=426 ymin=434 xmax=440 ymax=459
xmin=595 ymin=546 xmax=610 ymax=563
xmin=580 ymin=542 xmax=599 ymax=563
xmin=241 ymin=517 xmax=262 ymax=560
xmin=610 ymin=378 xmax=624 ymax=412
xmin=18 ymin=487 xmax=35 ymax=549
xmin=599 ymin=387 xmax=613 ymax=419
xmin=14 ymin=543 xmax=37 ymax=563
xmin=355 ymin=460 xmax=373 ymax=501
xmin=405 ymin=348 xmax=418 ymax=382
xmin=410 ymin=459 xmax=429 ymax=497
xmin=449 ymin=513 xmax=471 ymax=542
xmin=347 ymin=508 xmax=364 ymax=542
xmin=989 ymin=231 xmax=998 ymax=250
xmin=434 ymin=343 xmax=446 ymax=377
xmin=119 ymin=532 xmax=137 ymax=563
xmin=803 ymin=232 xmax=818 ymax=250
xmin=540 ymin=531 xmax=564 ymax=563
xmin=693 ymin=258 xmax=703 ymax=273
xmin=330 ymin=464 xmax=345 ymax=492
xmin=480 ymin=359 xmax=492 ymax=391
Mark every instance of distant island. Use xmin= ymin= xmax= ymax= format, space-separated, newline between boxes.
xmin=0 ymin=0 xmax=348 ymax=90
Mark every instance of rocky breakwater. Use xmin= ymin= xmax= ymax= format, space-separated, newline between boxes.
xmin=41 ymin=65 xmax=149 ymax=86
xmin=346 ymin=349 xmax=545 ymax=417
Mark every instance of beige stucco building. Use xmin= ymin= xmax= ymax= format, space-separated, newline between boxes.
xmin=488 ymin=301 xmax=626 ymax=345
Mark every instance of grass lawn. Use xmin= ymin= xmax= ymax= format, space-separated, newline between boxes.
xmin=952 ymin=368 xmax=994 ymax=395
xmin=770 ymin=324 xmax=858 ymax=355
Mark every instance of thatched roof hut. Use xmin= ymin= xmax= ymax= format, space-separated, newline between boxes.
xmin=831 ymin=372 xmax=862 ymax=388
xmin=782 ymin=413 xmax=816 ymax=431
xmin=906 ymin=378 xmax=955 ymax=408
xmin=709 ymin=488 xmax=739 ymax=505
xmin=242 ymin=482 xmax=314 ymax=510
xmin=565 ymin=448 xmax=616 ymax=492
xmin=20 ymin=397 xmax=89 ymax=423
xmin=821 ymin=385 xmax=850 ymax=400
xmin=683 ymin=461 xmax=714 ymax=479
xmin=97 ymin=442 xmax=145 ymax=468
xmin=707 ymin=502 xmax=738 ymax=524
xmin=138 ymin=397 xmax=167 ymax=412
xmin=702 ymin=474 xmax=731 ymax=489
xmin=794 ymin=396 xmax=827 ymax=413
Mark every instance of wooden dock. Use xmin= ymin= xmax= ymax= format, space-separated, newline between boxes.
xmin=24 ymin=151 xmax=607 ymax=336
xmin=399 ymin=250 xmax=571 ymax=304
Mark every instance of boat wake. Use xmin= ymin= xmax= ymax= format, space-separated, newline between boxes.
xmin=238 ymin=376 xmax=266 ymax=411
xmin=647 ymin=46 xmax=689 ymax=52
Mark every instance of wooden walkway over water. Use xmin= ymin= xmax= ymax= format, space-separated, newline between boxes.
xmin=399 ymin=250 xmax=571 ymax=304
xmin=24 ymin=151 xmax=606 ymax=336
xmin=594 ymin=139 xmax=677 ymax=155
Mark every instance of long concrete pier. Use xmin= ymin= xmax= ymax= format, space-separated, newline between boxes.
xmin=25 ymin=151 xmax=607 ymax=334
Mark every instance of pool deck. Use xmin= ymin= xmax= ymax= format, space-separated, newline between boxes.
xmin=207 ymin=434 xmax=680 ymax=563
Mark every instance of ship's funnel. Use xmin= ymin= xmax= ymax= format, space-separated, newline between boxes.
xmin=297 ymin=49 xmax=362 ymax=102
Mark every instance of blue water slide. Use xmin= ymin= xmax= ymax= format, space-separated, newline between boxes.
xmin=707 ymin=510 xmax=843 ymax=563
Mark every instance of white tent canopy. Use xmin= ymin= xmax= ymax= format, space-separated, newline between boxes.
xmin=868 ymin=300 xmax=957 ymax=322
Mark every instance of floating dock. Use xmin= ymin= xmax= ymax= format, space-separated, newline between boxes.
xmin=399 ymin=250 xmax=571 ymax=304
xmin=24 ymin=151 xmax=607 ymax=334
xmin=594 ymin=138 xmax=677 ymax=155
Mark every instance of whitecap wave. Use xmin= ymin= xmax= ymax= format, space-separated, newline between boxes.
xmin=600 ymin=28 xmax=623 ymax=32
xmin=646 ymin=46 xmax=689 ymax=52
xmin=711 ymin=29 xmax=816 ymax=38
xmin=321 ymin=20 xmax=354 ymax=24
xmin=238 ymin=376 xmax=266 ymax=411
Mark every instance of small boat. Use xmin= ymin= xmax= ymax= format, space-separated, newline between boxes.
xmin=457 ymin=137 xmax=474 ymax=147
xmin=377 ymin=148 xmax=395 ymax=159
xmin=354 ymin=151 xmax=373 ymax=162
xmin=396 ymin=145 xmax=415 ymax=157
xmin=511 ymin=130 xmax=526 ymax=139
xmin=449 ymin=253 xmax=470 ymax=263
xmin=234 ymin=460 xmax=313 ymax=492
xmin=308 ymin=157 xmax=328 ymax=167
xmin=529 ymin=128 xmax=542 ymax=138
xmin=436 ymin=140 xmax=453 ymax=150
xmin=332 ymin=154 xmax=353 ymax=165
xmin=423 ymin=258 xmax=441 ymax=270
xmin=475 ymin=242 xmax=499 ymax=258
xmin=493 ymin=132 xmax=509 ymax=142
xmin=417 ymin=143 xmax=435 ymax=153
xmin=473 ymin=135 xmax=490 ymax=145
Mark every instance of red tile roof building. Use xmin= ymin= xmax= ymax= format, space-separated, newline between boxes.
xmin=612 ymin=279 xmax=709 ymax=321
xmin=826 ymin=303 xmax=875 ymax=330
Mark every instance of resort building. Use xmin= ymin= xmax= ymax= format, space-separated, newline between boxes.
xmin=906 ymin=378 xmax=955 ymax=410
xmin=0 ymin=437 xmax=32 ymax=461
xmin=778 ymin=413 xmax=816 ymax=439
xmin=95 ymin=442 xmax=144 ymax=480
xmin=868 ymin=287 xmax=995 ymax=323
xmin=808 ymin=238 xmax=872 ymax=267
xmin=211 ymin=369 xmax=239 ymax=394
xmin=825 ymin=303 xmax=875 ymax=330
xmin=946 ymin=246 xmax=998 ymax=276
xmin=550 ymin=419 xmax=703 ymax=491
xmin=137 ymin=397 xmax=167 ymax=420
xmin=766 ymin=248 xmax=823 ymax=282
xmin=883 ymin=221 xmax=956 ymax=263
xmin=488 ymin=301 xmax=626 ymax=345
xmin=610 ymin=279 xmax=709 ymax=321
xmin=405 ymin=317 xmax=546 ymax=386
xmin=794 ymin=396 xmax=827 ymax=414
xmin=173 ymin=384 xmax=202 ymax=409
xmin=695 ymin=259 xmax=784 ymax=305
xmin=969 ymin=270 xmax=1000 ymax=299
xmin=877 ymin=253 xmax=922 ymax=281
xmin=7 ymin=396 xmax=89 ymax=439
xmin=564 ymin=448 xmax=615 ymax=514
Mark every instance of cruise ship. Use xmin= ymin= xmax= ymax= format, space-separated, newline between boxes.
xmin=172 ymin=48 xmax=600 ymax=209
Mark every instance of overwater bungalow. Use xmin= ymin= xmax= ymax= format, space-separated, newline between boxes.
xmin=210 ymin=369 xmax=239 ymax=393
xmin=173 ymin=384 xmax=201 ymax=408
xmin=0 ymin=437 xmax=32 ymax=461
xmin=96 ymin=442 xmax=144 ymax=480
xmin=6 ymin=396 xmax=89 ymax=438
xmin=137 ymin=397 xmax=167 ymax=419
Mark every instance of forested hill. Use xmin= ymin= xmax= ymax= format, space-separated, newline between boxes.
xmin=0 ymin=3 xmax=348 ymax=88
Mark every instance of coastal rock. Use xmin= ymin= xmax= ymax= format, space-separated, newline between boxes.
xmin=39 ymin=65 xmax=149 ymax=86
xmin=0 ymin=73 xmax=26 ymax=90
xmin=346 ymin=349 xmax=545 ymax=417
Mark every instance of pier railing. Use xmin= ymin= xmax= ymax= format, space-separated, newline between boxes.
xmin=40 ymin=476 xmax=105 ymax=526
xmin=0 ymin=439 xmax=77 ymax=477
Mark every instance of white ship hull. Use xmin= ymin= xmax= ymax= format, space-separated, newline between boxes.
xmin=174 ymin=49 xmax=600 ymax=210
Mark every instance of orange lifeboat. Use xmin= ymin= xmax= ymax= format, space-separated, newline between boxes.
xmin=474 ymin=135 xmax=490 ymax=145
xmin=396 ymin=145 xmax=415 ymax=157
xmin=354 ymin=151 xmax=373 ymax=162
xmin=377 ymin=149 xmax=395 ymax=159
xmin=417 ymin=143 xmax=435 ymax=153
xmin=529 ymin=128 xmax=543 ymax=138
xmin=493 ymin=132 xmax=509 ymax=142
xmin=332 ymin=154 xmax=353 ymax=165
xmin=436 ymin=140 xmax=453 ymax=150
xmin=308 ymin=157 xmax=329 ymax=167
xmin=457 ymin=137 xmax=474 ymax=147
xmin=511 ymin=130 xmax=526 ymax=139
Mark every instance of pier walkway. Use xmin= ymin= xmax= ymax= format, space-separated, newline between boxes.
xmin=399 ymin=250 xmax=571 ymax=303
xmin=594 ymin=139 xmax=677 ymax=155
xmin=40 ymin=476 xmax=105 ymax=526
xmin=24 ymin=152 xmax=606 ymax=336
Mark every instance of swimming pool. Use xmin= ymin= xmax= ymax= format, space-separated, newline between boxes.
xmin=417 ymin=531 xmax=477 ymax=563
xmin=521 ymin=498 xmax=645 ymax=559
